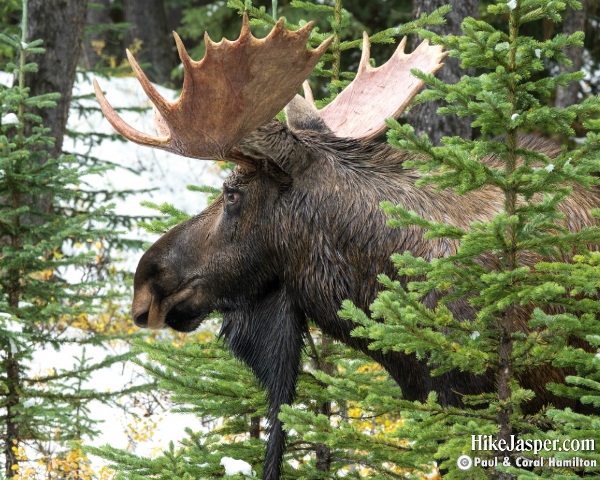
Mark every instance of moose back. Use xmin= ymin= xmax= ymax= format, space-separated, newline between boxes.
xmin=95 ymin=15 xmax=599 ymax=480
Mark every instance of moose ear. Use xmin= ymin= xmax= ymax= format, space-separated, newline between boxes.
xmin=285 ymin=94 xmax=329 ymax=133
xmin=235 ymin=119 xmax=315 ymax=178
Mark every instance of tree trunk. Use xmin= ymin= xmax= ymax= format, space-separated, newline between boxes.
xmin=2 ymin=4 xmax=89 ymax=475
xmin=249 ymin=415 xmax=261 ymax=439
xmin=3 ymin=352 xmax=20 ymax=479
xmin=80 ymin=0 xmax=111 ymax=69
xmin=315 ymin=336 xmax=333 ymax=473
xmin=124 ymin=0 xmax=177 ymax=85
xmin=26 ymin=0 xmax=88 ymax=160
xmin=408 ymin=0 xmax=478 ymax=145
xmin=555 ymin=0 xmax=588 ymax=109
xmin=23 ymin=0 xmax=88 ymax=220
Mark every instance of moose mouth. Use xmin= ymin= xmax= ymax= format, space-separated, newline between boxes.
xmin=165 ymin=303 xmax=208 ymax=332
xmin=133 ymin=301 xmax=210 ymax=333
xmin=132 ymin=284 xmax=211 ymax=332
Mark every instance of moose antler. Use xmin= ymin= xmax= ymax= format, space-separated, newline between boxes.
xmin=94 ymin=15 xmax=332 ymax=160
xmin=303 ymin=33 xmax=447 ymax=140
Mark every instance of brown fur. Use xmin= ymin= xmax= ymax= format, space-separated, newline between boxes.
xmin=132 ymin=119 xmax=599 ymax=479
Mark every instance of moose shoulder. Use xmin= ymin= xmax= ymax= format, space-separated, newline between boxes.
xmin=94 ymin=16 xmax=599 ymax=480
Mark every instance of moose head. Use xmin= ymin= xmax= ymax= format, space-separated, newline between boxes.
xmin=95 ymin=15 xmax=598 ymax=480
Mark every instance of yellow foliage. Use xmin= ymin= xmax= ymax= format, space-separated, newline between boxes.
xmin=29 ymin=269 xmax=54 ymax=281
xmin=335 ymin=395 xmax=419 ymax=478
xmin=90 ymin=40 xmax=106 ymax=57
xmin=10 ymin=441 xmax=115 ymax=480
xmin=127 ymin=38 xmax=144 ymax=56
xmin=355 ymin=363 xmax=385 ymax=374
xmin=344 ymin=399 xmax=403 ymax=437
xmin=57 ymin=307 xmax=137 ymax=337
xmin=125 ymin=414 xmax=161 ymax=452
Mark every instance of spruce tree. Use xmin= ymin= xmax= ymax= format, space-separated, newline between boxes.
xmin=0 ymin=2 xmax=147 ymax=478
xmin=341 ymin=0 xmax=600 ymax=478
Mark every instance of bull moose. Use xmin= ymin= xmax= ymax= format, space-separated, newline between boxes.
xmin=94 ymin=15 xmax=599 ymax=479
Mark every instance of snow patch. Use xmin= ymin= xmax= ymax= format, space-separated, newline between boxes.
xmin=2 ymin=113 xmax=19 ymax=124
xmin=0 ymin=71 xmax=12 ymax=86
xmin=221 ymin=457 xmax=255 ymax=476
xmin=64 ymin=74 xmax=220 ymax=457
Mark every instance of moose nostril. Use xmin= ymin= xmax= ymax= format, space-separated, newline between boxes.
xmin=133 ymin=311 xmax=149 ymax=328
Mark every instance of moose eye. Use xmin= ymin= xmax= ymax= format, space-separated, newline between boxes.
xmin=224 ymin=190 xmax=240 ymax=206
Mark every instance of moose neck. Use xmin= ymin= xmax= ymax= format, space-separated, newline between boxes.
xmin=268 ymin=133 xmax=495 ymax=404
xmin=278 ymin=135 xmax=453 ymax=304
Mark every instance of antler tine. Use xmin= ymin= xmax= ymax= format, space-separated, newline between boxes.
xmin=316 ymin=35 xmax=446 ymax=140
xmin=397 ymin=36 xmax=408 ymax=53
xmin=125 ymin=49 xmax=173 ymax=119
xmin=239 ymin=12 xmax=252 ymax=41
xmin=310 ymin=32 xmax=333 ymax=58
xmin=93 ymin=79 xmax=170 ymax=148
xmin=357 ymin=32 xmax=371 ymax=73
xmin=172 ymin=31 xmax=197 ymax=110
xmin=302 ymin=81 xmax=315 ymax=105
xmin=95 ymin=14 xmax=332 ymax=162
xmin=173 ymin=31 xmax=193 ymax=70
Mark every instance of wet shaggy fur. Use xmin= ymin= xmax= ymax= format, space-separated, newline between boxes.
xmin=133 ymin=119 xmax=599 ymax=479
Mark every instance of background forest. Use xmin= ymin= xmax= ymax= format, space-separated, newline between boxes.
xmin=1 ymin=0 xmax=599 ymax=479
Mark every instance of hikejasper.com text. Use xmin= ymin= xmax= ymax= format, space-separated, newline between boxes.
xmin=472 ymin=435 xmax=595 ymax=455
